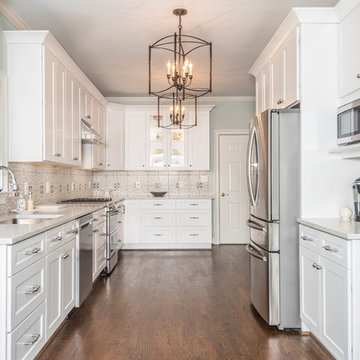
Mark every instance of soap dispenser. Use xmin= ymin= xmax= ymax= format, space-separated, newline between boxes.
xmin=27 ymin=186 xmax=34 ymax=211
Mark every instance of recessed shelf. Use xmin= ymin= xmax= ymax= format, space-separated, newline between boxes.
xmin=329 ymin=143 xmax=360 ymax=159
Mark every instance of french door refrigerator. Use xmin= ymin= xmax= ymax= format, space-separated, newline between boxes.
xmin=246 ymin=109 xmax=301 ymax=329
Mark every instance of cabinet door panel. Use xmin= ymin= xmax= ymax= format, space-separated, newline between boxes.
xmin=300 ymin=246 xmax=321 ymax=337
xmin=283 ymin=28 xmax=299 ymax=107
xmin=62 ymin=239 xmax=76 ymax=317
xmin=255 ymin=72 xmax=263 ymax=115
xmin=125 ymin=112 xmax=147 ymax=170
xmin=339 ymin=5 xmax=360 ymax=98
xmin=321 ymin=257 xmax=350 ymax=360
xmin=263 ymin=64 xmax=271 ymax=112
xmin=46 ymin=247 xmax=62 ymax=339
xmin=271 ymin=49 xmax=285 ymax=109
xmin=188 ymin=111 xmax=210 ymax=170
xmin=70 ymin=77 xmax=81 ymax=165
xmin=54 ymin=59 xmax=65 ymax=161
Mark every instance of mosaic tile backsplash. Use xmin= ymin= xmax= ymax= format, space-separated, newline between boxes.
xmin=93 ymin=171 xmax=210 ymax=197
xmin=0 ymin=163 xmax=93 ymax=216
xmin=0 ymin=164 xmax=210 ymax=216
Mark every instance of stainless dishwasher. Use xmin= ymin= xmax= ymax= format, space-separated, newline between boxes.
xmin=76 ymin=214 xmax=93 ymax=307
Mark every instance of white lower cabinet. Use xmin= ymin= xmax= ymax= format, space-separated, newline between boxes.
xmin=0 ymin=219 xmax=78 ymax=360
xmin=299 ymin=225 xmax=355 ymax=360
xmin=92 ymin=214 xmax=107 ymax=282
xmin=123 ymin=199 xmax=212 ymax=249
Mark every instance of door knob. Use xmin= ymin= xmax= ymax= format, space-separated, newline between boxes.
xmin=221 ymin=193 xmax=227 ymax=197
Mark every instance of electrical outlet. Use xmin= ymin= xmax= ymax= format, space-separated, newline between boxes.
xmin=45 ymin=182 xmax=51 ymax=194
xmin=135 ymin=181 xmax=141 ymax=189
xmin=24 ymin=182 xmax=29 ymax=195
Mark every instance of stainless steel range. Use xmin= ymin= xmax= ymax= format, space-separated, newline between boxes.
xmin=60 ymin=197 xmax=125 ymax=274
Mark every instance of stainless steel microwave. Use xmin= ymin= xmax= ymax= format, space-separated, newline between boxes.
xmin=337 ymin=99 xmax=360 ymax=145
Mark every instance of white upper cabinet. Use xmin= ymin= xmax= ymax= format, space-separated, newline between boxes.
xmin=125 ymin=111 xmax=147 ymax=170
xmin=106 ymin=104 xmax=125 ymax=170
xmin=5 ymin=31 xmax=107 ymax=166
xmin=339 ymin=4 xmax=360 ymax=99
xmin=253 ymin=27 xmax=300 ymax=114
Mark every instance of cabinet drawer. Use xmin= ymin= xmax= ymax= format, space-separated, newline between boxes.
xmin=141 ymin=200 xmax=175 ymax=210
xmin=177 ymin=229 xmax=212 ymax=244
xmin=141 ymin=229 xmax=175 ymax=243
xmin=62 ymin=220 xmax=77 ymax=241
xmin=7 ymin=258 xmax=46 ymax=331
xmin=177 ymin=200 xmax=211 ymax=210
xmin=320 ymin=234 xmax=350 ymax=269
xmin=96 ymin=243 xmax=106 ymax=266
xmin=7 ymin=302 xmax=46 ymax=360
xmin=177 ymin=211 xmax=211 ymax=227
xmin=299 ymin=225 xmax=322 ymax=252
xmin=93 ymin=208 xmax=107 ymax=225
xmin=141 ymin=212 xmax=176 ymax=227
xmin=46 ymin=226 xmax=63 ymax=253
xmin=7 ymin=233 xmax=46 ymax=276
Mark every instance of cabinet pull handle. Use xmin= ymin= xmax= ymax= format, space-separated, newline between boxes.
xmin=312 ymin=263 xmax=322 ymax=270
xmin=54 ymin=153 xmax=61 ymax=157
xmin=154 ymin=203 xmax=163 ymax=206
xmin=66 ymin=229 xmax=77 ymax=235
xmin=93 ymin=218 xmax=98 ymax=222
xmin=93 ymin=229 xmax=99 ymax=233
xmin=72 ymin=157 xmax=78 ymax=161
xmin=51 ymin=236 xmax=62 ymax=242
xmin=118 ymin=221 xmax=122 ymax=224
xmin=86 ymin=115 xmax=91 ymax=119
xmin=62 ymin=253 xmax=70 ymax=260
xmin=153 ymin=217 xmax=163 ymax=220
xmin=154 ymin=233 xmax=163 ymax=236
xmin=24 ymin=333 xmax=40 ymax=346
xmin=301 ymin=235 xmax=314 ymax=242
xmin=25 ymin=248 xmax=41 ymax=256
xmin=190 ymin=234 xmax=199 ymax=237
xmin=277 ymin=99 xmax=284 ymax=105
xmin=357 ymin=74 xmax=360 ymax=79
xmin=25 ymin=285 xmax=41 ymax=295
xmin=99 ymin=163 xmax=103 ymax=166
xmin=190 ymin=203 xmax=199 ymax=206
xmin=190 ymin=217 xmax=199 ymax=219
xmin=323 ymin=245 xmax=339 ymax=253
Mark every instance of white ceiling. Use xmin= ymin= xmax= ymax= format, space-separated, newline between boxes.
xmin=4 ymin=0 xmax=338 ymax=97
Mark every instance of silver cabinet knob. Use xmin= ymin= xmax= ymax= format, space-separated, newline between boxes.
xmin=277 ymin=99 xmax=284 ymax=105
xmin=54 ymin=153 xmax=61 ymax=157
xmin=357 ymin=74 xmax=360 ymax=79
xmin=312 ymin=263 xmax=322 ymax=270
xmin=72 ymin=157 xmax=78 ymax=161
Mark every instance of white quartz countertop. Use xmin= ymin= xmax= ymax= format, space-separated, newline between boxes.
xmin=0 ymin=204 xmax=105 ymax=245
xmin=297 ymin=218 xmax=360 ymax=240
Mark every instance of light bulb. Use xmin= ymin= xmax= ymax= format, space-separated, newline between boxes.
xmin=167 ymin=61 xmax=171 ymax=75
xmin=189 ymin=62 xmax=193 ymax=76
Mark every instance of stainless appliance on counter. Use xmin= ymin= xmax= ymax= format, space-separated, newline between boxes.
xmin=246 ymin=109 xmax=301 ymax=329
xmin=76 ymin=214 xmax=93 ymax=307
xmin=60 ymin=197 xmax=125 ymax=275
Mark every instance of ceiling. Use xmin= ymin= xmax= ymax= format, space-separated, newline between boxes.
xmin=4 ymin=0 xmax=338 ymax=97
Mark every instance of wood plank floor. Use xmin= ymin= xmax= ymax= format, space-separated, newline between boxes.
xmin=38 ymin=246 xmax=332 ymax=360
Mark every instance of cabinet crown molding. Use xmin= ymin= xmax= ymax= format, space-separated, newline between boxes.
xmin=122 ymin=104 xmax=216 ymax=112
xmin=249 ymin=8 xmax=338 ymax=76
xmin=4 ymin=30 xmax=108 ymax=107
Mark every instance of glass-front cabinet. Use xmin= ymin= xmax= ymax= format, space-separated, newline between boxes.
xmin=147 ymin=112 xmax=188 ymax=170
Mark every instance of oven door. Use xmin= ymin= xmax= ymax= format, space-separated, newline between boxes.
xmin=108 ymin=210 xmax=120 ymax=235
xmin=107 ymin=230 xmax=118 ymax=259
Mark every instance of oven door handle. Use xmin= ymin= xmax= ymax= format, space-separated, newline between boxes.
xmin=109 ymin=210 xmax=120 ymax=216
xmin=246 ymin=244 xmax=267 ymax=262
xmin=246 ymin=219 xmax=267 ymax=233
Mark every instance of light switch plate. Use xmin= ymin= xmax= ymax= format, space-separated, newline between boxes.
xmin=135 ymin=181 xmax=141 ymax=189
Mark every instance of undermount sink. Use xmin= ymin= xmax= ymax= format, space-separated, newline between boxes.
xmin=0 ymin=214 xmax=63 ymax=225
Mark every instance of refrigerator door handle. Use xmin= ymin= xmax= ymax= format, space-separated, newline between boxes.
xmin=246 ymin=126 xmax=257 ymax=206
xmin=246 ymin=244 xmax=267 ymax=262
xmin=246 ymin=219 xmax=267 ymax=233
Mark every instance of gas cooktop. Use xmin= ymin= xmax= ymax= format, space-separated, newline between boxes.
xmin=60 ymin=198 xmax=112 ymax=203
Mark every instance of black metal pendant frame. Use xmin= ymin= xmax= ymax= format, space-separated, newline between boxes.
xmin=149 ymin=9 xmax=212 ymax=129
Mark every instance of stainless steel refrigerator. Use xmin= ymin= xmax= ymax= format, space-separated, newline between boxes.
xmin=246 ymin=109 xmax=301 ymax=329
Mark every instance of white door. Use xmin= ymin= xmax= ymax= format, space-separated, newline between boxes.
xmin=270 ymin=49 xmax=285 ymax=109
xmin=219 ymin=134 xmax=248 ymax=244
xmin=299 ymin=246 xmax=321 ymax=337
xmin=320 ymin=257 xmax=350 ymax=360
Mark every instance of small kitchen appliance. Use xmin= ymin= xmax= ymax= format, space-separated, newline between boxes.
xmin=337 ymin=99 xmax=360 ymax=146
xmin=353 ymin=178 xmax=360 ymax=221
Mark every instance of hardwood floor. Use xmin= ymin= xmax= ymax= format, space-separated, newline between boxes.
xmin=38 ymin=246 xmax=332 ymax=360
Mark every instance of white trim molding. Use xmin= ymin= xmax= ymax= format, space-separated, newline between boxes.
xmin=213 ymin=129 xmax=249 ymax=245
xmin=0 ymin=0 xmax=30 ymax=30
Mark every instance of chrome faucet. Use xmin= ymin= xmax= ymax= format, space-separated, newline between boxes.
xmin=0 ymin=166 xmax=19 ymax=192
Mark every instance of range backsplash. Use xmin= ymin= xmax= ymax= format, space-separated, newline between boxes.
xmin=0 ymin=163 xmax=93 ymax=216
xmin=0 ymin=164 xmax=210 ymax=216
xmin=93 ymin=171 xmax=209 ymax=197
